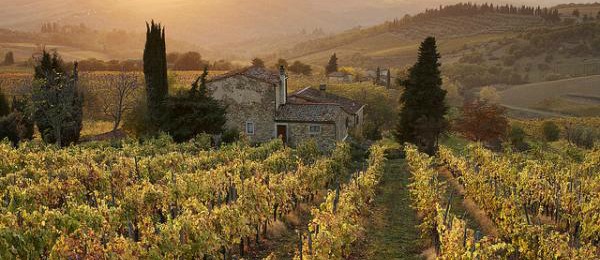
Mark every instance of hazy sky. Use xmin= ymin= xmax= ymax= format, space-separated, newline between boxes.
xmin=0 ymin=0 xmax=597 ymax=45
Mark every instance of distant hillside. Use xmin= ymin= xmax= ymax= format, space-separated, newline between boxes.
xmin=555 ymin=3 xmax=600 ymax=17
xmin=276 ymin=3 xmax=555 ymax=68
xmin=0 ymin=25 xmax=204 ymax=62
xmin=0 ymin=0 xmax=428 ymax=48
xmin=0 ymin=1 xmax=590 ymax=57
xmin=271 ymin=2 xmax=600 ymax=99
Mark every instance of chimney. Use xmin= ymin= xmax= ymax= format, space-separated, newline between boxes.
xmin=319 ymin=84 xmax=327 ymax=92
xmin=277 ymin=65 xmax=288 ymax=109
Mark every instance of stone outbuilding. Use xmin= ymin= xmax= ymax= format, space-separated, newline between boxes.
xmin=327 ymin=71 xmax=354 ymax=84
xmin=205 ymin=66 xmax=365 ymax=150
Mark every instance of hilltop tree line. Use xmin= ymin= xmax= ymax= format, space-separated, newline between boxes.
xmin=386 ymin=2 xmax=561 ymax=30
xmin=74 ymin=53 xmax=236 ymax=72
xmin=254 ymin=57 xmax=313 ymax=76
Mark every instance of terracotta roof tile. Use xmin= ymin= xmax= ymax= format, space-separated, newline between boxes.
xmin=208 ymin=66 xmax=280 ymax=85
xmin=275 ymin=103 xmax=344 ymax=122
xmin=289 ymin=87 xmax=364 ymax=114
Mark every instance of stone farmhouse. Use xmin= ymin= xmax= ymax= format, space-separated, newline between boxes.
xmin=205 ymin=66 xmax=365 ymax=150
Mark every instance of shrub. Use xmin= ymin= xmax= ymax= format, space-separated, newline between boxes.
xmin=122 ymin=96 xmax=154 ymax=138
xmin=187 ymin=133 xmax=213 ymax=151
xmin=295 ymin=139 xmax=322 ymax=164
xmin=288 ymin=61 xmax=312 ymax=75
xmin=541 ymin=121 xmax=560 ymax=142
xmin=0 ymin=101 xmax=34 ymax=146
xmin=508 ymin=125 xmax=529 ymax=151
xmin=362 ymin=121 xmax=382 ymax=141
xmin=159 ymin=68 xmax=227 ymax=142
xmin=459 ymin=52 xmax=484 ymax=64
xmin=0 ymin=87 xmax=9 ymax=117
xmin=10 ymin=97 xmax=34 ymax=141
xmin=538 ymin=63 xmax=551 ymax=71
xmin=221 ymin=127 xmax=240 ymax=144
xmin=566 ymin=125 xmax=600 ymax=149
xmin=0 ymin=113 xmax=20 ymax=145
xmin=502 ymin=55 xmax=517 ymax=66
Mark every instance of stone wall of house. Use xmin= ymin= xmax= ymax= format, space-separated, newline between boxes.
xmin=286 ymin=122 xmax=337 ymax=151
xmin=206 ymin=75 xmax=276 ymax=143
xmin=334 ymin=111 xmax=349 ymax=141
xmin=355 ymin=108 xmax=364 ymax=131
xmin=341 ymin=108 xmax=364 ymax=134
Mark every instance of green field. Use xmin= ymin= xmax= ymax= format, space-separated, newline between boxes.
xmin=500 ymin=75 xmax=600 ymax=117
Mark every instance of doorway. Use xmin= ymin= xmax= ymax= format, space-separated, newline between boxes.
xmin=276 ymin=125 xmax=288 ymax=145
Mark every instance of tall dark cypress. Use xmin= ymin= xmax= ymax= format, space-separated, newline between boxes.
xmin=0 ymin=87 xmax=9 ymax=117
xmin=143 ymin=21 xmax=169 ymax=128
xmin=325 ymin=53 xmax=338 ymax=75
xmin=395 ymin=37 xmax=447 ymax=155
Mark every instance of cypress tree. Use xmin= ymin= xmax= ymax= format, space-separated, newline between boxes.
xmin=3 ymin=52 xmax=14 ymax=65
xmin=386 ymin=69 xmax=392 ymax=88
xmin=395 ymin=37 xmax=447 ymax=155
xmin=143 ymin=21 xmax=169 ymax=128
xmin=325 ymin=53 xmax=338 ymax=75
xmin=0 ymin=87 xmax=9 ymax=117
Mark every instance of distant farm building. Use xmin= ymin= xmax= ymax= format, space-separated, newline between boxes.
xmin=327 ymin=71 xmax=354 ymax=84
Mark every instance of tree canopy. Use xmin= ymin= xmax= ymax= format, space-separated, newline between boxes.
xmin=395 ymin=37 xmax=447 ymax=155
xmin=326 ymin=53 xmax=338 ymax=75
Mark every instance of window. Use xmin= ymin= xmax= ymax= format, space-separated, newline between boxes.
xmin=309 ymin=125 xmax=321 ymax=134
xmin=246 ymin=122 xmax=255 ymax=135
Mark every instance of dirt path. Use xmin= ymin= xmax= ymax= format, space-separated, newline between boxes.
xmin=501 ymin=104 xmax=567 ymax=118
xmin=353 ymin=159 xmax=425 ymax=260
xmin=438 ymin=168 xmax=499 ymax=237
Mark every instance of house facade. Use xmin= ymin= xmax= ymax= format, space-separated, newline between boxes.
xmin=205 ymin=66 xmax=364 ymax=150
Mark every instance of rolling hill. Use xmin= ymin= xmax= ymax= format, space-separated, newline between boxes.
xmin=275 ymin=11 xmax=549 ymax=68
xmin=0 ymin=1 xmax=593 ymax=57
xmin=500 ymin=75 xmax=600 ymax=117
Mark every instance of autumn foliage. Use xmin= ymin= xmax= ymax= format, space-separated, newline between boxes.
xmin=455 ymin=101 xmax=508 ymax=143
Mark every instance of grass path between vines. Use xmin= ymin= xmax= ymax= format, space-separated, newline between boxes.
xmin=438 ymin=168 xmax=499 ymax=237
xmin=352 ymin=159 xmax=426 ymax=260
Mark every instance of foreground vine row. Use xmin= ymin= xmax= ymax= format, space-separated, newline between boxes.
xmin=406 ymin=143 xmax=599 ymax=259
xmin=0 ymin=135 xmax=351 ymax=259
xmin=288 ymin=143 xmax=387 ymax=260
xmin=406 ymin=144 xmax=513 ymax=259
xmin=438 ymin=144 xmax=599 ymax=258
